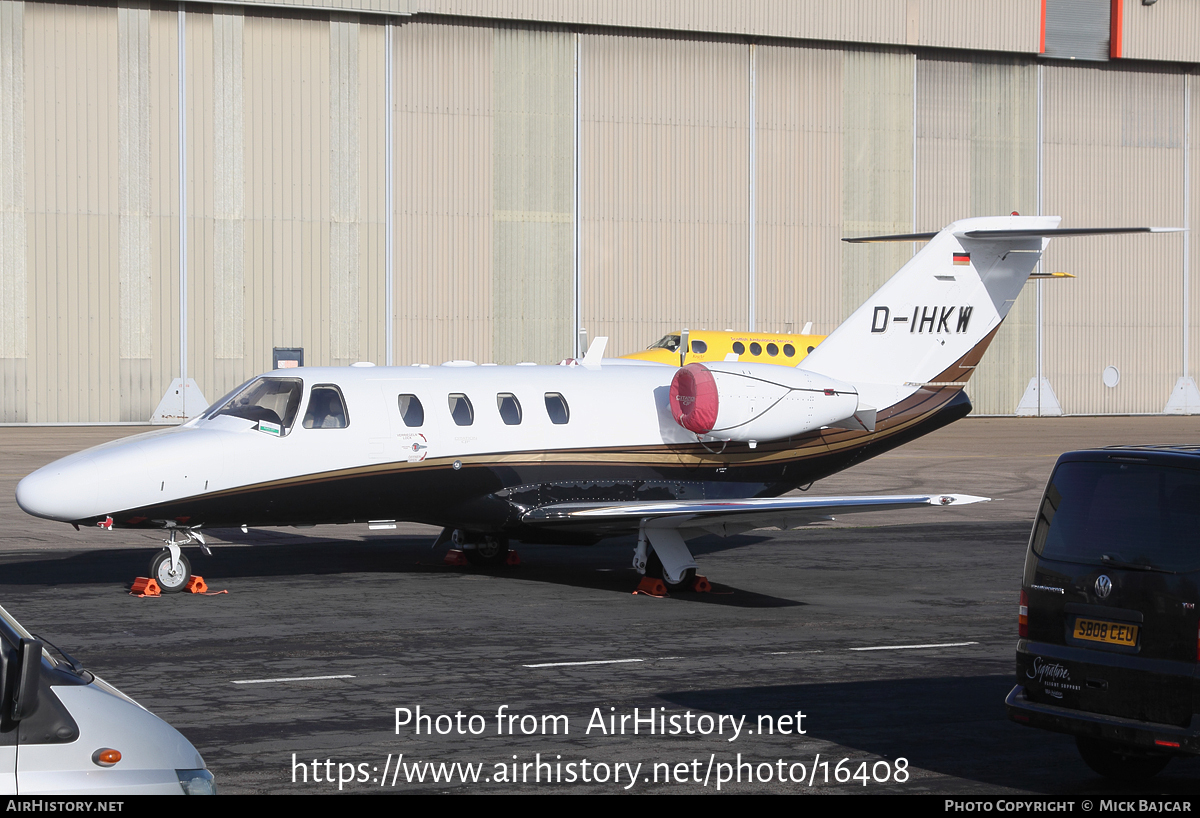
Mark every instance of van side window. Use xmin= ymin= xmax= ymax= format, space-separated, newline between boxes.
xmin=449 ymin=394 xmax=474 ymax=426
xmin=544 ymin=393 xmax=569 ymax=425
xmin=497 ymin=393 xmax=522 ymax=425
xmin=303 ymin=385 xmax=349 ymax=429
xmin=398 ymin=394 xmax=424 ymax=427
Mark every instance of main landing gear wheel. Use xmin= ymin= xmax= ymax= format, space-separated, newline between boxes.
xmin=644 ymin=551 xmax=696 ymax=591
xmin=1075 ymin=737 xmax=1171 ymax=782
xmin=464 ymin=535 xmax=510 ymax=567
xmin=150 ymin=550 xmax=192 ymax=594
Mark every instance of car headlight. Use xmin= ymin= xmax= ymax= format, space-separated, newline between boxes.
xmin=177 ymin=768 xmax=217 ymax=795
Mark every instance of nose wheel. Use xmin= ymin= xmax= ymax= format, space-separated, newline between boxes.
xmin=150 ymin=549 xmax=192 ymax=594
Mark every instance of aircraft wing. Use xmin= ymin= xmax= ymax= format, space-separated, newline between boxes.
xmin=520 ymin=493 xmax=989 ymax=537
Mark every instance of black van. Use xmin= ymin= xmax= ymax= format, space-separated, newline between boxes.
xmin=1006 ymin=446 xmax=1200 ymax=781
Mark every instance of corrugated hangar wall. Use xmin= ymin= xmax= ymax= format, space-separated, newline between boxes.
xmin=0 ymin=1 xmax=1197 ymax=421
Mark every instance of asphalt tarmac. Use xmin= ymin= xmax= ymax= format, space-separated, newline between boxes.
xmin=2 ymin=416 xmax=1199 ymax=795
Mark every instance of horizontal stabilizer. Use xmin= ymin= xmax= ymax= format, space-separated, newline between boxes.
xmin=842 ymin=232 xmax=938 ymax=243
xmin=844 ymin=226 xmax=1184 ymax=243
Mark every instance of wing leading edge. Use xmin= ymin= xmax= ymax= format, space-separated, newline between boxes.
xmin=521 ymin=493 xmax=990 ymax=537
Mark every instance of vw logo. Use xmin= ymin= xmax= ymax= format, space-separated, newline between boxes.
xmin=1095 ymin=575 xmax=1113 ymax=599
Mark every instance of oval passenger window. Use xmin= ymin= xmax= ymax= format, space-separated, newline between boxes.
xmin=545 ymin=393 xmax=569 ymax=425
xmin=767 ymin=343 xmax=779 ymax=357
xmin=732 ymin=342 xmax=745 ymax=354
xmin=398 ymin=394 xmax=424 ymax=427
xmin=750 ymin=342 xmax=762 ymax=356
xmin=784 ymin=344 xmax=795 ymax=357
xmin=497 ymin=393 xmax=522 ymax=425
xmin=448 ymin=394 xmax=474 ymax=426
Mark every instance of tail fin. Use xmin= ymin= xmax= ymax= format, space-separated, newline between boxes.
xmin=799 ymin=215 xmax=1178 ymax=411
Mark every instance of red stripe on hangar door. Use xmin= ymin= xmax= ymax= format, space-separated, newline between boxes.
xmin=670 ymin=364 xmax=719 ymax=434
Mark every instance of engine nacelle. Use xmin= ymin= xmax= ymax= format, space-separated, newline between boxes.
xmin=669 ymin=362 xmax=861 ymax=443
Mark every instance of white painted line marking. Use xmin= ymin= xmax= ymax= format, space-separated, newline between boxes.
xmin=523 ymin=659 xmax=645 ymax=668
xmin=232 ymin=674 xmax=356 ymax=685
xmin=767 ymin=650 xmax=823 ymax=655
xmin=848 ymin=641 xmax=978 ymax=652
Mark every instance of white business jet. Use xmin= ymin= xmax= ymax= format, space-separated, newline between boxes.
xmin=16 ymin=216 xmax=1177 ymax=592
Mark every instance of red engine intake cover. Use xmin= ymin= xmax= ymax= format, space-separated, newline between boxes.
xmin=670 ymin=363 xmax=719 ymax=434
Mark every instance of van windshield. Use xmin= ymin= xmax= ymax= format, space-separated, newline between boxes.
xmin=1032 ymin=460 xmax=1200 ymax=573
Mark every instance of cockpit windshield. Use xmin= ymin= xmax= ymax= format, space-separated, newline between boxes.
xmin=206 ymin=377 xmax=303 ymax=434
xmin=648 ymin=334 xmax=681 ymax=351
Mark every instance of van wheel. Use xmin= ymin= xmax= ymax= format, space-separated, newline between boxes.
xmin=464 ymin=535 xmax=509 ymax=567
xmin=1076 ymin=737 xmax=1171 ymax=782
xmin=150 ymin=550 xmax=192 ymax=594
xmin=644 ymin=552 xmax=696 ymax=590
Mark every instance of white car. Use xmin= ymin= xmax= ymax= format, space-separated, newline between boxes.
xmin=0 ymin=603 xmax=215 ymax=795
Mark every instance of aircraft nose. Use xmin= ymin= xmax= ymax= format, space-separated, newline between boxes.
xmin=16 ymin=456 xmax=100 ymax=522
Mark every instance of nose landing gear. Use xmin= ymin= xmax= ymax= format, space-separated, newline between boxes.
xmin=151 ymin=528 xmax=209 ymax=594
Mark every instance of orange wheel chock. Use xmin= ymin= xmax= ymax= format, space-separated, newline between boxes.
xmin=130 ymin=577 xmax=161 ymax=597
xmin=633 ymin=577 xmax=669 ymax=598
xmin=185 ymin=575 xmax=208 ymax=594
xmin=505 ymin=551 xmax=521 ymax=566
xmin=443 ymin=548 xmax=469 ymax=566
xmin=690 ymin=575 xmax=712 ymax=593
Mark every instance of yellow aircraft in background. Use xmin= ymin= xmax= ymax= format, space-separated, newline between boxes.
xmin=622 ymin=325 xmax=827 ymax=366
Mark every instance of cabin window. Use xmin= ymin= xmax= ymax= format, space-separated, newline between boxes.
xmin=497 ymin=393 xmax=522 ymax=425
xmin=766 ymin=343 xmax=779 ymax=357
xmin=807 ymin=345 xmax=815 ymax=354
xmin=690 ymin=340 xmax=707 ymax=354
xmin=784 ymin=344 xmax=796 ymax=357
xmin=544 ymin=393 xmax=570 ymax=425
xmin=732 ymin=341 xmax=745 ymax=355
xmin=303 ymin=385 xmax=350 ymax=429
xmin=448 ymin=393 xmax=474 ymax=426
xmin=208 ymin=377 xmax=303 ymax=434
xmin=398 ymin=394 xmax=424 ymax=427
xmin=750 ymin=342 xmax=762 ymax=356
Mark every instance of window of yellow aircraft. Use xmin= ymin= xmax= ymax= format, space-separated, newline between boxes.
xmin=733 ymin=342 xmax=745 ymax=354
xmin=398 ymin=394 xmax=424 ymax=427
xmin=750 ymin=342 xmax=762 ymax=356
xmin=784 ymin=344 xmax=795 ymax=357
xmin=767 ymin=343 xmax=779 ymax=357
xmin=690 ymin=340 xmax=707 ymax=354
xmin=497 ymin=393 xmax=522 ymax=425
xmin=545 ymin=393 xmax=570 ymax=424
xmin=448 ymin=394 xmax=474 ymax=426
